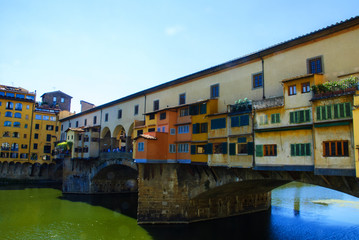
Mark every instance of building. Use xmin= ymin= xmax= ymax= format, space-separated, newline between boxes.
xmin=41 ymin=90 xmax=72 ymax=112
xmin=59 ymin=17 xmax=359 ymax=177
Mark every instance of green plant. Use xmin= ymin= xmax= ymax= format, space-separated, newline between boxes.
xmin=311 ymin=76 xmax=358 ymax=94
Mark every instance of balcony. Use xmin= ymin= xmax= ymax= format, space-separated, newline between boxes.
xmin=311 ymin=76 xmax=358 ymax=100
xmin=229 ymin=99 xmax=252 ymax=115
xmin=253 ymin=97 xmax=284 ymax=110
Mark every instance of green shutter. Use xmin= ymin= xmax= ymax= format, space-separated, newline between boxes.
xmin=305 ymin=110 xmax=310 ymax=122
xmin=339 ymin=103 xmax=345 ymax=118
xmin=200 ymin=103 xmax=207 ymax=114
xmin=300 ymin=144 xmax=305 ymax=156
xmin=271 ymin=114 xmax=276 ymax=124
xmin=305 ymin=143 xmax=311 ymax=156
xmin=229 ymin=143 xmax=236 ymax=155
xmin=345 ymin=102 xmax=351 ymax=117
xmin=290 ymin=112 xmax=294 ymax=123
xmin=222 ymin=142 xmax=228 ymax=154
xmin=274 ymin=145 xmax=277 ymax=156
xmin=255 ymin=145 xmax=263 ymax=157
xmin=205 ymin=143 xmax=213 ymax=154
xmin=247 ymin=142 xmax=254 ymax=155
xmin=231 ymin=116 xmax=239 ymax=127
xmin=334 ymin=104 xmax=339 ymax=118
xmin=316 ymin=107 xmax=321 ymax=120
xmin=240 ymin=115 xmax=249 ymax=126
xmin=191 ymin=145 xmax=196 ymax=155
xmin=290 ymin=144 xmax=295 ymax=156
xmin=326 ymin=105 xmax=332 ymax=119
xmin=299 ymin=111 xmax=304 ymax=123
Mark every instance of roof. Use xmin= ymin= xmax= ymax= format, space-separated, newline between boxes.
xmin=282 ymin=74 xmax=316 ymax=83
xmin=60 ymin=16 xmax=359 ymax=122
xmin=65 ymin=127 xmax=85 ymax=132
xmin=144 ymin=99 xmax=210 ymax=115
xmin=134 ymin=134 xmax=157 ymax=140
xmin=41 ymin=90 xmax=73 ymax=98
xmin=0 ymin=84 xmax=33 ymax=94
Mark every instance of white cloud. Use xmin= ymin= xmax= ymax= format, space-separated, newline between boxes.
xmin=165 ymin=25 xmax=185 ymax=36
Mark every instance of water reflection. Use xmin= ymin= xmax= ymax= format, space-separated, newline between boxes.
xmin=0 ymin=182 xmax=358 ymax=240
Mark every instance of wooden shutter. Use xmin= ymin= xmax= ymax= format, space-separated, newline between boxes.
xmin=345 ymin=102 xmax=351 ymax=117
xmin=290 ymin=144 xmax=295 ymax=156
xmin=200 ymin=103 xmax=207 ymax=114
xmin=205 ymin=143 xmax=213 ymax=154
xmin=240 ymin=115 xmax=249 ymax=126
xmin=255 ymin=145 xmax=263 ymax=157
xmin=247 ymin=142 xmax=254 ymax=155
xmin=334 ymin=104 xmax=339 ymax=118
xmin=305 ymin=143 xmax=311 ymax=156
xmin=290 ymin=112 xmax=294 ymax=123
xmin=222 ymin=142 xmax=228 ymax=154
xmin=229 ymin=143 xmax=236 ymax=155
xmin=231 ymin=116 xmax=239 ymax=127
xmin=191 ymin=145 xmax=196 ymax=155
xmin=326 ymin=105 xmax=332 ymax=119
xmin=274 ymin=145 xmax=277 ymax=156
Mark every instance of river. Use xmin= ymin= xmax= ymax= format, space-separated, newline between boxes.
xmin=0 ymin=182 xmax=358 ymax=240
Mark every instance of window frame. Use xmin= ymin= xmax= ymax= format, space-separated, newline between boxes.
xmin=307 ymin=56 xmax=323 ymax=74
xmin=153 ymin=100 xmax=159 ymax=111
xmin=252 ymin=72 xmax=263 ymax=89
xmin=288 ymin=85 xmax=297 ymax=96
xmin=323 ymin=140 xmax=349 ymax=157
xmin=302 ymin=82 xmax=310 ymax=93
xmin=210 ymin=84 xmax=219 ymax=99
xmin=179 ymin=93 xmax=186 ymax=105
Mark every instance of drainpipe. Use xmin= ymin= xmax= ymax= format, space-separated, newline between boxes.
xmin=98 ymin=109 xmax=103 ymax=157
xmin=261 ymin=57 xmax=265 ymax=99
xmin=28 ymin=101 xmax=35 ymax=162
xmin=252 ymin=108 xmax=256 ymax=168
xmin=144 ymin=95 xmax=146 ymax=122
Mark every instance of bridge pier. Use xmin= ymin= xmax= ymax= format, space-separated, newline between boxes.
xmin=137 ymin=163 xmax=276 ymax=224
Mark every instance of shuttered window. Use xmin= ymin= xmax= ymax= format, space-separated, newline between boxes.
xmin=290 ymin=143 xmax=311 ymax=156
xmin=211 ymin=118 xmax=226 ymax=129
xmin=290 ymin=109 xmax=311 ymax=124
xmin=271 ymin=113 xmax=280 ymax=124
xmin=323 ymin=140 xmax=349 ymax=157
xmin=317 ymin=102 xmax=351 ymax=120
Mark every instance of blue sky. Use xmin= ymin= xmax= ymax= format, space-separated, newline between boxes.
xmin=0 ymin=0 xmax=358 ymax=113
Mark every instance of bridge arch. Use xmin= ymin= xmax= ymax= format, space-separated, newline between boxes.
xmin=101 ymin=127 xmax=112 ymax=151
xmin=113 ymin=124 xmax=127 ymax=151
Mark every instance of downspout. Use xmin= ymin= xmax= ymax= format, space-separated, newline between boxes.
xmin=28 ymin=101 xmax=35 ymax=162
xmin=144 ymin=94 xmax=147 ymax=122
xmin=98 ymin=109 xmax=103 ymax=157
xmin=252 ymin=107 xmax=256 ymax=168
xmin=261 ymin=57 xmax=265 ymax=99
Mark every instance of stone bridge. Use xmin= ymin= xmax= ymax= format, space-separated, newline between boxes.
xmin=62 ymin=157 xmax=359 ymax=224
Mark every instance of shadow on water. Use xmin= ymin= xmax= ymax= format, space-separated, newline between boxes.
xmin=0 ymin=181 xmax=62 ymax=190
xmin=59 ymin=192 xmax=138 ymax=219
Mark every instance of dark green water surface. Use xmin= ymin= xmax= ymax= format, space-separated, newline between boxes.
xmin=0 ymin=182 xmax=359 ymax=240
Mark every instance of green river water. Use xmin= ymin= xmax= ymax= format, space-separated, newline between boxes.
xmin=0 ymin=182 xmax=359 ymax=240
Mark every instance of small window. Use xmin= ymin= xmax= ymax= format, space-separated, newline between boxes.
xmin=180 ymin=107 xmax=189 ymax=117
xmin=43 ymin=116 xmax=49 ymax=121
xmin=162 ymin=126 xmax=166 ymax=132
xmin=160 ymin=112 xmax=166 ymax=120
xmin=138 ymin=142 xmax=144 ymax=152
xmin=35 ymin=124 xmax=40 ymax=130
xmin=5 ymin=111 xmax=12 ymax=117
xmin=61 ymin=98 xmax=65 ymax=103
xmin=200 ymin=123 xmax=208 ymax=133
xmin=16 ymin=94 xmax=24 ymax=99
xmin=12 ymin=132 xmax=19 ymax=138
xmin=93 ymin=116 xmax=97 ymax=124
xmin=289 ymin=85 xmax=297 ymax=96
xmin=210 ymin=84 xmax=219 ymax=99
xmin=153 ymin=100 xmax=159 ymax=111
xmin=178 ymin=143 xmax=189 ymax=153
xmin=6 ymin=93 xmax=14 ymax=98
xmin=291 ymin=143 xmax=311 ymax=156
xmin=46 ymin=134 xmax=51 ymax=142
xmin=2 ymin=131 xmax=10 ymax=137
xmin=76 ymin=121 xmax=79 ymax=127
xmin=237 ymin=143 xmax=248 ymax=155
xmin=149 ymin=114 xmax=155 ymax=120
xmin=148 ymin=128 xmax=155 ymax=132
xmin=271 ymin=113 xmax=280 ymax=124
xmin=15 ymin=103 xmax=22 ymax=110
xmin=134 ymin=105 xmax=139 ymax=115
xmin=6 ymin=102 xmax=13 ymax=109
xmin=53 ymin=97 xmax=57 ymax=102
xmin=197 ymin=145 xmax=205 ymax=154
xmin=323 ymin=140 xmax=349 ymax=157
xmin=105 ymin=113 xmax=109 ymax=122
xmin=170 ymin=128 xmax=176 ymax=135
xmin=179 ymin=93 xmax=186 ymax=105
xmin=302 ymin=82 xmax=310 ymax=93
xmin=34 ymin=133 xmax=39 ymax=139
xmin=178 ymin=125 xmax=189 ymax=134
xmin=44 ymin=145 xmax=51 ymax=153
xmin=213 ymin=143 xmax=224 ymax=154
xmin=118 ymin=109 xmax=122 ymax=119
xmin=137 ymin=129 xmax=143 ymax=137
xmin=308 ymin=56 xmax=323 ymax=74
xmin=4 ymin=121 xmax=11 ymax=127
xmin=33 ymin=143 xmax=38 ymax=150
xmin=84 ymin=119 xmax=87 ymax=126
xmin=264 ymin=144 xmax=277 ymax=156
xmin=253 ymin=73 xmax=263 ymax=88
xmin=169 ymin=144 xmax=176 ymax=153
xmin=35 ymin=114 xmax=42 ymax=120
xmin=13 ymin=122 xmax=20 ymax=128
xmin=211 ymin=118 xmax=226 ymax=129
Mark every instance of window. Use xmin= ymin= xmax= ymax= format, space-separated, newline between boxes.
xmin=211 ymin=118 xmax=226 ymax=129
xmin=333 ymin=102 xmax=351 ymax=119
xmin=149 ymin=114 xmax=155 ymax=120
xmin=291 ymin=143 xmax=311 ymax=156
xmin=5 ymin=111 xmax=12 ymax=117
xmin=169 ymin=144 xmax=176 ymax=153
xmin=178 ymin=125 xmax=189 ymax=134
xmin=26 ymin=115 xmax=29 ymax=119
xmin=21 ymin=144 xmax=28 ymax=149
xmin=138 ymin=142 xmax=144 ymax=152
xmin=61 ymin=98 xmax=65 ymax=103
xmin=34 ymin=133 xmax=39 ymax=139
xmin=16 ymin=94 xmax=24 ymax=99
xmin=1 ymin=143 xmax=10 ymax=151
xmin=15 ymin=103 xmax=22 ymax=110
xmin=76 ymin=121 xmax=79 ymax=127
xmin=20 ymin=153 xmax=28 ymax=159
xmin=213 ymin=142 xmax=227 ymax=154
xmin=137 ymin=129 xmax=143 ymax=137
xmin=193 ymin=123 xmax=208 ymax=134
xmin=323 ymin=140 xmax=349 ymax=157
xmin=2 ymin=131 xmax=10 ymax=137
xmin=253 ymin=72 xmax=263 ymax=88
xmin=24 ymin=134 xmax=27 ymax=138
xmin=53 ymin=97 xmax=57 ymax=102
xmin=46 ymin=134 xmax=51 ymax=142
xmin=10 ymin=153 xmax=18 ymax=158
xmin=44 ymin=145 xmax=51 ymax=153
xmin=200 ymin=123 xmax=208 ymax=133
xmin=290 ymin=109 xmax=311 ymax=124
xmin=13 ymin=122 xmax=20 ymax=127
xmin=289 ymin=85 xmax=297 ymax=96
xmin=178 ymin=143 xmax=189 ymax=153
xmin=26 ymin=105 xmax=30 ymax=109
xmin=148 ymin=128 xmax=155 ymax=132
xmin=12 ymin=132 xmax=19 ymax=138
xmin=35 ymin=114 xmax=42 ymax=120
xmin=153 ymin=100 xmax=159 ymax=111
xmin=84 ymin=119 xmax=87 ymax=126
xmin=26 ymin=95 xmax=35 ymax=101
xmin=308 ymin=56 xmax=323 ymax=74
xmin=162 ymin=126 xmax=166 ymax=132
xmin=35 ymin=124 xmax=40 ymax=129
xmin=180 ymin=107 xmax=189 ymax=117
xmin=271 ymin=113 xmax=280 ymax=124
xmin=179 ymin=93 xmax=186 ymax=105
xmin=43 ymin=115 xmax=49 ymax=120
xmin=189 ymin=104 xmax=199 ymax=115
xmin=14 ymin=112 xmax=21 ymax=118
xmin=118 ymin=109 xmax=122 ymax=119
xmin=256 ymin=144 xmax=277 ymax=157
xmin=237 ymin=144 xmax=248 ymax=155
xmin=30 ymin=153 xmax=37 ymax=160
xmin=197 ymin=145 xmax=205 ymax=154
xmin=24 ymin=124 xmax=28 ymax=129
xmin=157 ymin=127 xmax=161 ymax=132
xmin=46 ymin=125 xmax=54 ymax=131
xmin=6 ymin=102 xmax=13 ymax=109
xmin=6 ymin=93 xmax=14 ymax=97
xmin=105 ymin=113 xmax=109 ymax=122
xmin=210 ymin=84 xmax=219 ymax=99
xmin=50 ymin=116 xmax=56 ymax=121
xmin=160 ymin=112 xmax=166 ymax=120
xmin=134 ymin=105 xmax=139 ymax=115
xmin=0 ymin=91 xmax=4 ymax=96
xmin=302 ymin=82 xmax=310 ymax=93
xmin=4 ymin=121 xmax=11 ymax=127
xmin=170 ymin=128 xmax=176 ymax=135
xmin=231 ymin=115 xmax=249 ymax=127
xmin=33 ymin=143 xmax=38 ymax=150
xmin=93 ymin=116 xmax=97 ymax=124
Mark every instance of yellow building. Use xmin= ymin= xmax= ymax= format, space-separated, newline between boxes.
xmin=0 ymin=85 xmax=35 ymax=162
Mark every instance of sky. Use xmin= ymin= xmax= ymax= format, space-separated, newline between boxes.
xmin=0 ymin=0 xmax=358 ymax=113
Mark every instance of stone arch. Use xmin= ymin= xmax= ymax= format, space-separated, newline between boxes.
xmin=113 ymin=125 xmax=127 ymax=151
xmin=127 ymin=123 xmax=135 ymax=152
xmin=91 ymin=163 xmax=138 ymax=193
xmin=101 ymin=127 xmax=112 ymax=152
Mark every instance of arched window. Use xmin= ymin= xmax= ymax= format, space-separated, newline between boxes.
xmin=14 ymin=113 xmax=21 ymax=118
xmin=6 ymin=102 xmax=13 ymax=109
xmin=5 ymin=112 xmax=12 ymax=117
xmin=4 ymin=121 xmax=11 ymax=127
xmin=13 ymin=122 xmax=20 ymax=128
xmin=11 ymin=143 xmax=18 ymax=151
xmin=1 ymin=142 xmax=10 ymax=151
xmin=15 ymin=103 xmax=22 ymax=111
